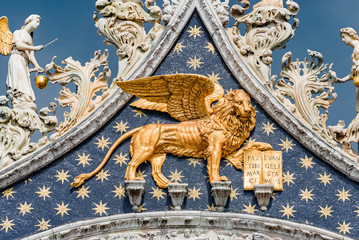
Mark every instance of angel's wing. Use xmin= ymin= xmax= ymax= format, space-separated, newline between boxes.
xmin=117 ymin=74 xmax=219 ymax=121
xmin=0 ymin=16 xmax=12 ymax=56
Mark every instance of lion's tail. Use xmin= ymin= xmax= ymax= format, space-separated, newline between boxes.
xmin=71 ymin=127 xmax=142 ymax=188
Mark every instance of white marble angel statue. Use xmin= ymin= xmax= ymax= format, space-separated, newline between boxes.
xmin=336 ymin=27 xmax=359 ymax=113
xmin=0 ymin=15 xmax=44 ymax=108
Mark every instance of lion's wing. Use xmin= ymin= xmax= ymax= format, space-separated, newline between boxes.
xmin=0 ymin=17 xmax=12 ymax=56
xmin=130 ymin=98 xmax=168 ymax=113
xmin=117 ymin=74 xmax=215 ymax=121
xmin=130 ymin=81 xmax=224 ymax=115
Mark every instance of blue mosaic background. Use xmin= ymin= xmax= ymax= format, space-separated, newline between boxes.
xmin=1 ymin=13 xmax=359 ymax=239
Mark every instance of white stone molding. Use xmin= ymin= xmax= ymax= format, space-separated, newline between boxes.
xmin=22 ymin=211 xmax=353 ymax=240
xmin=1 ymin=0 xmax=359 ymax=192
xmin=162 ymin=0 xmax=229 ymax=26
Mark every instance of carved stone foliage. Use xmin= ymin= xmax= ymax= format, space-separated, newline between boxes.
xmin=162 ymin=0 xmax=182 ymax=25
xmin=45 ymin=50 xmax=114 ymax=140
xmin=328 ymin=119 xmax=359 ymax=162
xmin=267 ymin=50 xmax=337 ymax=146
xmin=94 ymin=0 xmax=164 ymax=81
xmin=228 ymin=0 xmax=299 ymax=83
xmin=210 ymin=0 xmax=230 ymax=26
xmin=0 ymin=90 xmax=57 ymax=169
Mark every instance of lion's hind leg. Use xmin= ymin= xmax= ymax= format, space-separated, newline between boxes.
xmin=148 ymin=153 xmax=170 ymax=188
xmin=125 ymin=124 xmax=161 ymax=181
xmin=125 ymin=149 xmax=154 ymax=181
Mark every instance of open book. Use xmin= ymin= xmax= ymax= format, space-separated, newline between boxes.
xmin=243 ymin=150 xmax=283 ymax=191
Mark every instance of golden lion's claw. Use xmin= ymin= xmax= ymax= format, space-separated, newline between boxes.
xmin=134 ymin=176 xmax=145 ymax=181
xmin=262 ymin=143 xmax=273 ymax=150
xmin=219 ymin=176 xmax=229 ymax=181
xmin=210 ymin=176 xmax=229 ymax=182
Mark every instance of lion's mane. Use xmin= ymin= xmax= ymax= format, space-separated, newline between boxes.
xmin=199 ymin=89 xmax=256 ymax=157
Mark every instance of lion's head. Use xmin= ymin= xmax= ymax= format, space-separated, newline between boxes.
xmin=212 ymin=89 xmax=256 ymax=138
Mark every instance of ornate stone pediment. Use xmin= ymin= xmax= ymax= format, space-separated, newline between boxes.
xmin=0 ymin=1 xmax=359 ymax=239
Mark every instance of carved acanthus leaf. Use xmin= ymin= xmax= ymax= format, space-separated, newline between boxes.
xmin=0 ymin=90 xmax=57 ymax=170
xmin=267 ymin=50 xmax=337 ymax=145
xmin=228 ymin=0 xmax=299 ymax=83
xmin=46 ymin=50 xmax=114 ymax=140
xmin=94 ymin=0 xmax=164 ymax=81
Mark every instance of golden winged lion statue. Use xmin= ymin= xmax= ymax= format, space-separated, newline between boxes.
xmin=71 ymin=74 xmax=273 ymax=188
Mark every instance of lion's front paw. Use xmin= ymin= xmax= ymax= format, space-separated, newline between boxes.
xmin=134 ymin=176 xmax=145 ymax=181
xmin=251 ymin=142 xmax=273 ymax=151
xmin=258 ymin=143 xmax=273 ymax=151
xmin=219 ymin=176 xmax=229 ymax=181
xmin=211 ymin=176 xmax=229 ymax=182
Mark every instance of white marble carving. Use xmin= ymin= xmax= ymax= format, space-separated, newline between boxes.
xmin=327 ymin=27 xmax=359 ymax=162
xmin=0 ymin=90 xmax=57 ymax=169
xmin=253 ymin=184 xmax=273 ymax=211
xmin=24 ymin=211 xmax=353 ymax=240
xmin=328 ymin=121 xmax=359 ymax=161
xmin=211 ymin=0 xmax=230 ymax=26
xmin=4 ymin=15 xmax=45 ymax=108
xmin=125 ymin=180 xmax=146 ymax=212
xmin=0 ymin=15 xmax=59 ymax=170
xmin=94 ymin=0 xmax=164 ymax=81
xmin=267 ymin=50 xmax=337 ymax=146
xmin=228 ymin=0 xmax=299 ymax=83
xmin=163 ymin=0 xmax=229 ymax=26
xmin=162 ymin=0 xmax=182 ymax=25
xmin=1 ymin=0 xmax=359 ymax=195
xmin=167 ymin=183 xmax=188 ymax=210
xmin=45 ymin=50 xmax=114 ymax=140
xmin=211 ymin=181 xmax=231 ymax=212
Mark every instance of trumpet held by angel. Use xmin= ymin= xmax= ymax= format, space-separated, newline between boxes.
xmin=72 ymin=74 xmax=273 ymax=189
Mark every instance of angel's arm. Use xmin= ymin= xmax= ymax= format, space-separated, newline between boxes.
xmin=28 ymin=50 xmax=43 ymax=72
xmin=13 ymin=31 xmax=43 ymax=71
xmin=13 ymin=31 xmax=42 ymax=52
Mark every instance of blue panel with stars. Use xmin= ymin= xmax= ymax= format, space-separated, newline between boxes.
xmin=1 ymin=13 xmax=359 ymax=239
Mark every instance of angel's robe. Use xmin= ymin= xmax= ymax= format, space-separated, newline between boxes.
xmin=6 ymin=29 xmax=35 ymax=102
